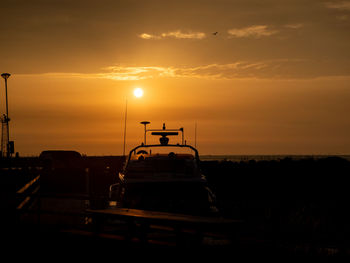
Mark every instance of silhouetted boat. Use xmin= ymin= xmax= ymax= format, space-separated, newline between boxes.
xmin=109 ymin=123 xmax=218 ymax=216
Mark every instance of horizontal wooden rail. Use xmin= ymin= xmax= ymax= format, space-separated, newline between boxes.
xmin=87 ymin=208 xmax=244 ymax=246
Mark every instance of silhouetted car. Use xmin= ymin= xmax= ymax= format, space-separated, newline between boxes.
xmin=39 ymin=150 xmax=86 ymax=194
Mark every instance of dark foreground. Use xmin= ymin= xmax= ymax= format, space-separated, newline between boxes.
xmin=1 ymin=154 xmax=350 ymax=258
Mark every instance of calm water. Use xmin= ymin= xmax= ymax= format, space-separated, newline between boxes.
xmin=199 ymin=155 xmax=350 ymax=162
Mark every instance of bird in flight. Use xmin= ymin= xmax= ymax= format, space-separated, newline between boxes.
xmin=212 ymin=32 xmax=218 ymax=35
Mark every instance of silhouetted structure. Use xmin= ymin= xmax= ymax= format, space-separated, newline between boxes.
xmin=1 ymin=73 xmax=13 ymax=158
xmin=1 ymin=115 xmax=8 ymax=157
xmin=110 ymin=123 xmax=218 ymax=216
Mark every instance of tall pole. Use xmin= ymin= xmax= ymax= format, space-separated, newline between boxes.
xmin=123 ymin=98 xmax=127 ymax=156
xmin=5 ymin=78 xmax=9 ymax=157
xmin=182 ymin=128 xmax=185 ymax=145
xmin=4 ymin=78 xmax=9 ymax=119
xmin=195 ymin=122 xmax=197 ymax=148
xmin=1 ymin=73 xmax=11 ymax=158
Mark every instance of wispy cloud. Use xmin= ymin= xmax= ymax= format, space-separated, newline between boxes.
xmin=100 ymin=61 xmax=306 ymax=80
xmin=139 ymin=30 xmax=206 ymax=40
xmin=161 ymin=31 xmax=206 ymax=39
xmin=22 ymin=63 xmax=269 ymax=81
xmin=140 ymin=25 xmax=302 ymax=41
xmin=171 ymin=62 xmax=269 ymax=79
xmin=227 ymin=25 xmax=278 ymax=38
xmin=24 ymin=59 xmax=347 ymax=81
xmin=139 ymin=33 xmax=160 ymax=40
xmin=100 ymin=62 xmax=272 ymax=80
xmin=325 ymin=1 xmax=350 ymax=10
xmin=101 ymin=66 xmax=175 ymax=80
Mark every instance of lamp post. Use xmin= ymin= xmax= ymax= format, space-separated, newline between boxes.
xmin=1 ymin=73 xmax=10 ymax=119
xmin=140 ymin=121 xmax=150 ymax=145
xmin=1 ymin=73 xmax=11 ymax=158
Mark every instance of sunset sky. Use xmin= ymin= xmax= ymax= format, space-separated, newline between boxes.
xmin=1 ymin=0 xmax=350 ymax=156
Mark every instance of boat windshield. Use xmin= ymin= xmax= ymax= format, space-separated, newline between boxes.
xmin=127 ymin=155 xmax=197 ymax=176
xmin=131 ymin=145 xmax=197 ymax=157
xmin=125 ymin=146 xmax=199 ymax=177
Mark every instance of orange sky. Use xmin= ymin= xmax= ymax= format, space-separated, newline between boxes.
xmin=1 ymin=0 xmax=350 ymax=156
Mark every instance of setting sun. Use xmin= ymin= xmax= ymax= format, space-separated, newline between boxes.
xmin=133 ymin=87 xmax=144 ymax=98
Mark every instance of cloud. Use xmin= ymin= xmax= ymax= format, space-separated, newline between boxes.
xmin=325 ymin=1 xmax=350 ymax=10
xmin=99 ymin=63 xmax=274 ymax=80
xmin=227 ymin=25 xmax=278 ymax=38
xmin=140 ymin=25 xmax=299 ymax=41
xmin=139 ymin=33 xmax=160 ymax=40
xmin=100 ymin=61 xmax=309 ymax=80
xmin=101 ymin=66 xmax=175 ymax=80
xmin=171 ymin=62 xmax=269 ymax=79
xmin=23 ymin=63 xmax=269 ymax=80
xmin=23 ymin=58 xmax=350 ymax=81
xmin=139 ymin=30 xmax=206 ymax=40
xmin=161 ymin=31 xmax=206 ymax=39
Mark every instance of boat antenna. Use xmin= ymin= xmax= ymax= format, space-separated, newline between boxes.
xmin=140 ymin=121 xmax=150 ymax=145
xmin=123 ymin=98 xmax=127 ymax=156
xmin=195 ymin=122 xmax=197 ymax=148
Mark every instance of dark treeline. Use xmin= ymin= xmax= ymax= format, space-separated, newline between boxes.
xmin=201 ymin=157 xmax=350 ymax=248
xmin=201 ymin=156 xmax=350 ymax=200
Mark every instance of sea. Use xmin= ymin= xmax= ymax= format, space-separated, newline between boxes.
xmin=199 ymin=155 xmax=350 ymax=162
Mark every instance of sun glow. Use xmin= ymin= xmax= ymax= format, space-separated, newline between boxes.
xmin=133 ymin=87 xmax=144 ymax=98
